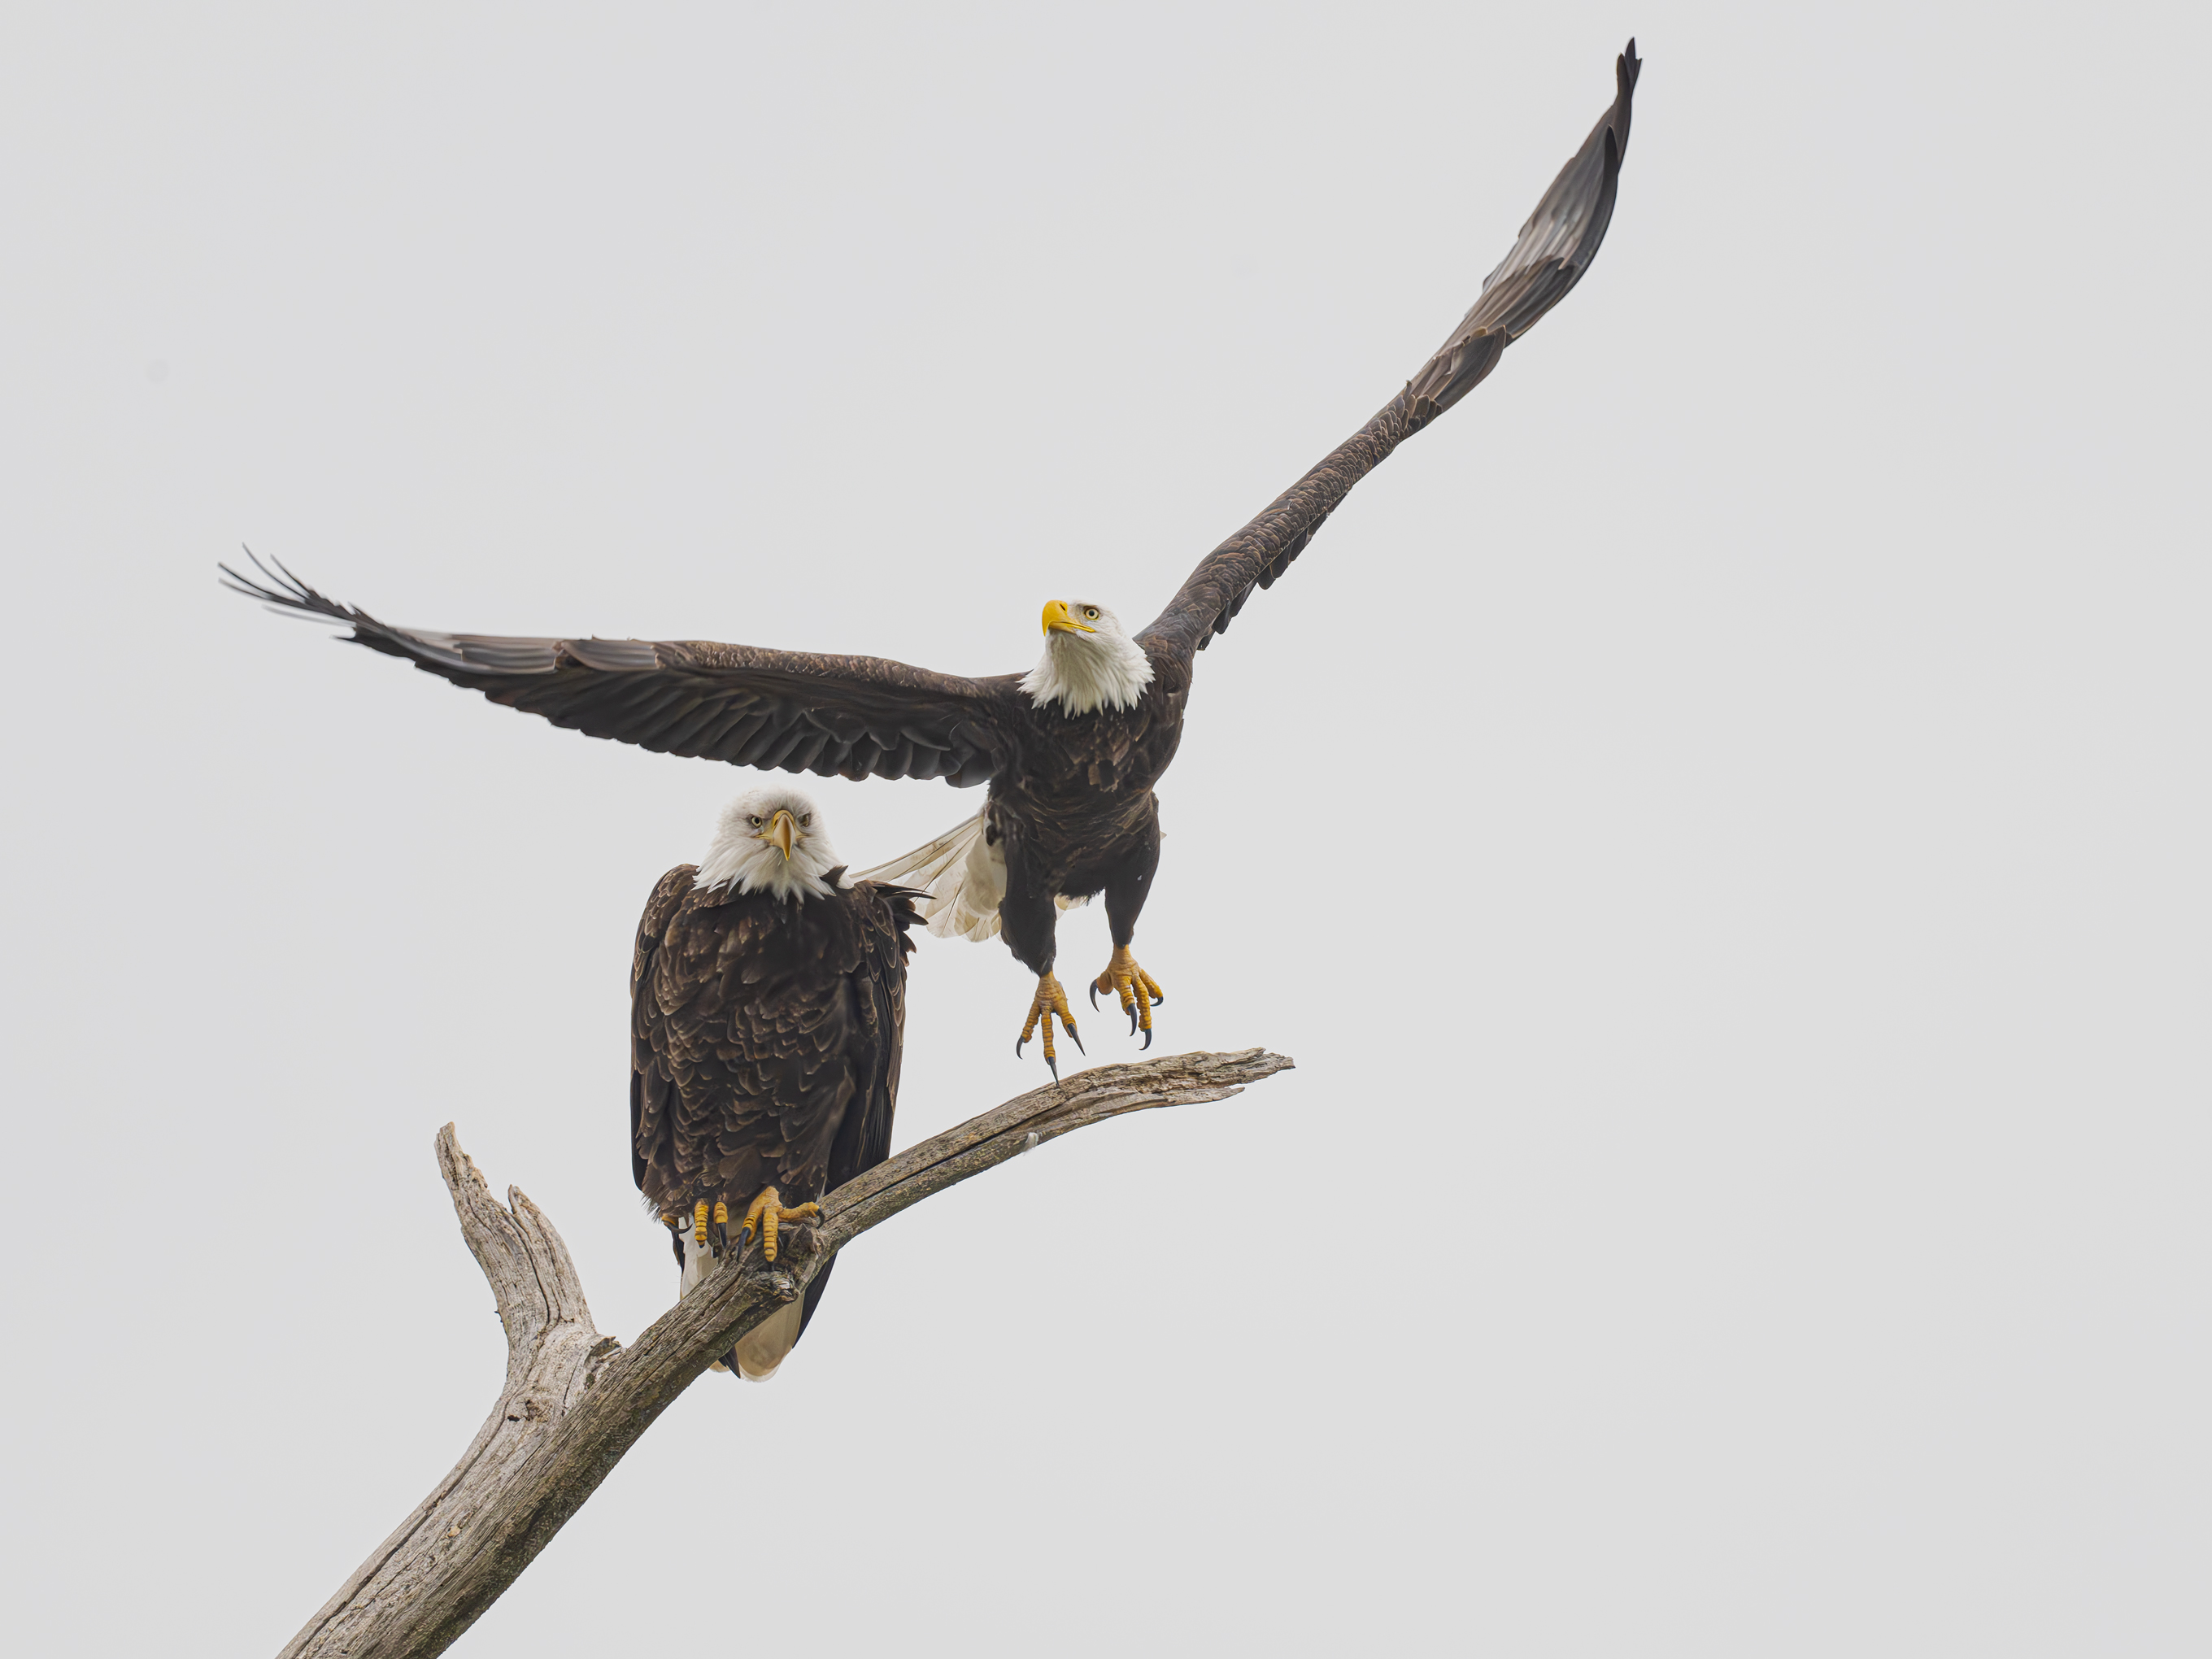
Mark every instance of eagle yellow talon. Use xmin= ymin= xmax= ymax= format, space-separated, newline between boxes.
xmin=693 ymin=1200 xmax=711 ymax=1244
xmin=738 ymin=1186 xmax=821 ymax=1264
xmin=1016 ymin=971 xmax=1082 ymax=1078
xmin=1092 ymin=947 xmax=1164 ymax=1047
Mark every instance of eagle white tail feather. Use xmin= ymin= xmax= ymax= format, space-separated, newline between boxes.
xmin=680 ymin=1231 xmax=804 ymax=1381
xmin=731 ymin=1301 xmax=804 ymax=1382
xmin=680 ymin=1231 xmax=712 ymax=1298
xmin=854 ymin=808 xmax=1086 ymax=942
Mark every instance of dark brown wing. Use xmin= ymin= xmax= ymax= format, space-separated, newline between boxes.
xmin=1139 ymin=41 xmax=1640 ymax=666
xmin=224 ymin=555 xmax=1017 ymax=787
xmin=629 ymin=864 xmax=697 ymax=1193
xmin=799 ymin=879 xmax=918 ymax=1338
xmin=830 ymin=882 xmax=916 ymax=1189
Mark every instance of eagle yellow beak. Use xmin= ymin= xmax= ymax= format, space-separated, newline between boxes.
xmin=761 ymin=808 xmax=798 ymax=860
xmin=1043 ymin=599 xmax=1096 ymax=636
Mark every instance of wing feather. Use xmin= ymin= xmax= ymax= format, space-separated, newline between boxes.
xmin=629 ymin=864 xmax=698 ymax=1192
xmin=799 ymin=882 xmax=917 ymax=1339
xmin=1139 ymin=41 xmax=1639 ymax=665
xmin=222 ymin=553 xmax=1017 ymax=787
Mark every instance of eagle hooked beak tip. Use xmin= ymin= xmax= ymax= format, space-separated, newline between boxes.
xmin=762 ymin=809 xmax=798 ymax=861
xmin=1043 ymin=599 xmax=1095 ymax=637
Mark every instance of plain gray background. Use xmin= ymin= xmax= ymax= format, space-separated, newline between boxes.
xmin=2 ymin=2 xmax=2205 ymax=1653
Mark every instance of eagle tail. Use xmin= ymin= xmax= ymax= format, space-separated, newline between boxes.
xmin=679 ymin=1229 xmax=808 ymax=1382
xmin=853 ymin=808 xmax=1003 ymax=939
xmin=854 ymin=808 xmax=1086 ymax=941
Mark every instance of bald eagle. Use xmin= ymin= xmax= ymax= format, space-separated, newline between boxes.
xmin=631 ymin=787 xmax=918 ymax=1380
xmin=225 ymin=41 xmax=1639 ymax=1074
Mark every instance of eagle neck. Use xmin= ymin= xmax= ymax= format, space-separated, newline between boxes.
xmin=1021 ymin=630 xmax=1154 ymax=716
xmin=695 ymin=841 xmax=844 ymax=903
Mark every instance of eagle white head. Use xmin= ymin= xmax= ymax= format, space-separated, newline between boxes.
xmin=1021 ymin=599 xmax=1155 ymax=716
xmin=696 ymin=786 xmax=844 ymax=901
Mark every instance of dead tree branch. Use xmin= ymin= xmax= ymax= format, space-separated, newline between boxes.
xmin=276 ymin=1048 xmax=1293 ymax=1659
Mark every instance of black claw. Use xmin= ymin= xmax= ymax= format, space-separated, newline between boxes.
xmin=1141 ymin=1027 xmax=1153 ymax=1051
xmin=1152 ymin=990 xmax=1165 ymax=1006
xmin=1069 ymin=1025 xmax=1086 ymax=1056
xmin=1045 ymin=1052 xmax=1059 ymax=1080
xmin=1089 ymin=982 xmax=1100 ymax=1011
xmin=1127 ymin=1006 xmax=1139 ymax=1035
xmin=1015 ymin=1037 xmax=1025 ymax=1058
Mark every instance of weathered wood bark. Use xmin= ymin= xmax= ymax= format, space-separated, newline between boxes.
xmin=278 ymin=1048 xmax=1291 ymax=1659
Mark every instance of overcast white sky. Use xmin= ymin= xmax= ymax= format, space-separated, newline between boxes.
xmin=3 ymin=2 xmax=2207 ymax=1653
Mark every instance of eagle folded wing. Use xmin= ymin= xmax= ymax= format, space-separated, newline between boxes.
xmin=224 ymin=555 xmax=1016 ymax=786
xmin=629 ymin=864 xmax=696 ymax=1191
xmin=839 ymin=886 xmax=914 ymax=1186
xmin=1138 ymin=40 xmax=1640 ymax=665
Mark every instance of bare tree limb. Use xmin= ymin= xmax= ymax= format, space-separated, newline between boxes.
xmin=278 ymin=1048 xmax=1293 ymax=1659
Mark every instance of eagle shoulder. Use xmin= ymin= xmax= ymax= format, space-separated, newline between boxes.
xmin=629 ymin=863 xmax=699 ymax=1192
xmin=632 ymin=864 xmax=698 ymax=991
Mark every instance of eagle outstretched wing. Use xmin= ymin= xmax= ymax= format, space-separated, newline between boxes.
xmin=1139 ymin=39 xmax=1640 ymax=665
xmin=224 ymin=554 xmax=1018 ymax=787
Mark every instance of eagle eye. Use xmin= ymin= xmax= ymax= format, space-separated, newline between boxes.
xmin=800 ymin=814 xmax=812 ymax=827
xmin=1083 ymin=606 xmax=1099 ymax=620
xmin=748 ymin=815 xmax=762 ymax=826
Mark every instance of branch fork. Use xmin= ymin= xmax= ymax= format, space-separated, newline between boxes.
xmin=279 ymin=1048 xmax=1291 ymax=1659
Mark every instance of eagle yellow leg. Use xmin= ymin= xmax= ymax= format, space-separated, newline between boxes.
xmin=693 ymin=1200 xmax=711 ymax=1244
xmin=1016 ymin=971 xmax=1083 ymax=1079
xmin=1090 ymin=947 xmax=1165 ymax=1047
xmin=739 ymin=1186 xmax=821 ymax=1264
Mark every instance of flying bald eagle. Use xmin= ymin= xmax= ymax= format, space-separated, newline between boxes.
xmin=631 ymin=786 xmax=918 ymax=1380
xmin=225 ymin=41 xmax=1639 ymax=1074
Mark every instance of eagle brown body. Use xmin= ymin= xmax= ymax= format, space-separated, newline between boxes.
xmin=982 ymin=659 xmax=1187 ymax=987
xmin=630 ymin=860 xmax=918 ymax=1370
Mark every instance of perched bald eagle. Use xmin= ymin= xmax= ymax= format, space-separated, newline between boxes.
xmin=225 ymin=41 xmax=1639 ymax=1073
xmin=631 ymin=786 xmax=918 ymax=1380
